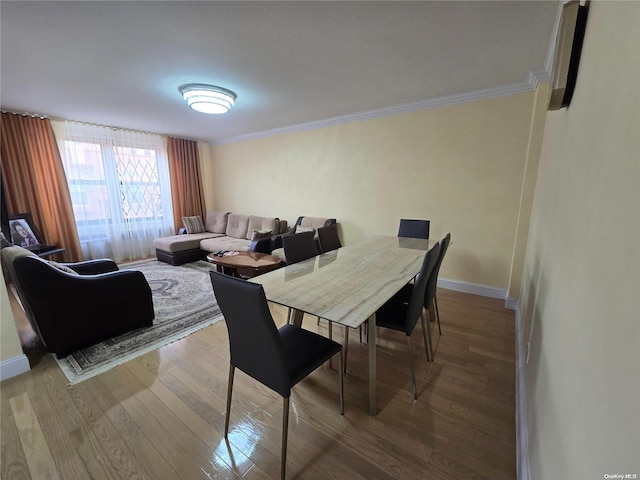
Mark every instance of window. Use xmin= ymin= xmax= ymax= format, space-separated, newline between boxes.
xmin=53 ymin=121 xmax=174 ymax=261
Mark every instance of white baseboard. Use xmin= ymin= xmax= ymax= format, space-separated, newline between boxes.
xmin=0 ymin=354 xmax=30 ymax=381
xmin=437 ymin=277 xmax=517 ymax=310
xmin=515 ymin=305 xmax=530 ymax=480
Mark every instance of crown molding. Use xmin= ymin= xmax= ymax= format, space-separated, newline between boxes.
xmin=213 ymin=70 xmax=552 ymax=145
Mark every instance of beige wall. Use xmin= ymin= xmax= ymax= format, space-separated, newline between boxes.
xmin=207 ymin=91 xmax=542 ymax=292
xmin=519 ymin=2 xmax=640 ymax=478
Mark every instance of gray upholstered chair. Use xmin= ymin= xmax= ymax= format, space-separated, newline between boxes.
xmin=209 ymin=271 xmax=343 ymax=479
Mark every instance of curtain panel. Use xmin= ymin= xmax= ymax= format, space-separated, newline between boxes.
xmin=51 ymin=121 xmax=175 ymax=262
xmin=167 ymin=137 xmax=206 ymax=233
xmin=0 ymin=112 xmax=82 ymax=261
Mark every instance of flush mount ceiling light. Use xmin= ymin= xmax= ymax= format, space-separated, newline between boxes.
xmin=178 ymin=83 xmax=237 ymax=114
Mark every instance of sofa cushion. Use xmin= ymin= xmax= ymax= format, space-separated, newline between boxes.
xmin=271 ymin=247 xmax=286 ymax=262
xmin=205 ymin=211 xmax=230 ymax=234
xmin=153 ymin=232 xmax=219 ymax=252
xmin=182 ymin=216 xmax=205 ymax=234
xmin=200 ymin=236 xmax=252 ymax=252
xmin=246 ymin=216 xmax=280 ymax=240
xmin=225 ymin=214 xmax=250 ymax=239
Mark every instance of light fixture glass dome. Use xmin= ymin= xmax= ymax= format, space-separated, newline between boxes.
xmin=178 ymin=83 xmax=237 ymax=114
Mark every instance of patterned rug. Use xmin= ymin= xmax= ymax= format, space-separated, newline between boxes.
xmin=56 ymin=259 xmax=222 ymax=384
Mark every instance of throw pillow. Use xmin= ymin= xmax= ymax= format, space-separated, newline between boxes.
xmin=48 ymin=260 xmax=79 ymax=275
xmin=182 ymin=216 xmax=205 ymax=234
xmin=250 ymin=229 xmax=272 ymax=241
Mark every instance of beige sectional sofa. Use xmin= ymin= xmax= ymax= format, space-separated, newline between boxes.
xmin=154 ymin=211 xmax=286 ymax=265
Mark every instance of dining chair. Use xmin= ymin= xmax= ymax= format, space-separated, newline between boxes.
xmin=357 ymin=218 xmax=431 ymax=343
xmin=315 ymin=223 xmax=351 ymax=371
xmin=209 ymin=271 xmax=344 ymax=480
xmin=426 ymin=232 xmax=451 ymax=335
xmin=317 ymin=224 xmax=342 ymax=253
xmin=397 ymin=219 xmax=430 ymax=239
xmin=282 ymin=229 xmax=319 ymax=324
xmin=282 ymin=229 xmax=318 ymax=264
xmin=374 ymin=241 xmax=440 ymax=399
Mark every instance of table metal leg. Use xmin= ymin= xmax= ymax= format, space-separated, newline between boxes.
xmin=368 ymin=313 xmax=377 ymax=415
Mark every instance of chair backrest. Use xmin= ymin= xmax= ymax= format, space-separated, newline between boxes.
xmin=317 ymin=224 xmax=342 ymax=253
xmin=397 ymin=219 xmax=430 ymax=239
xmin=282 ymin=230 xmax=319 ymax=264
xmin=404 ymin=242 xmax=440 ymax=335
xmin=209 ymin=271 xmax=291 ymax=397
xmin=425 ymin=233 xmax=451 ymax=308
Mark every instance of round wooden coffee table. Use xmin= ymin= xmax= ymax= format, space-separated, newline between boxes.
xmin=206 ymin=251 xmax=282 ymax=278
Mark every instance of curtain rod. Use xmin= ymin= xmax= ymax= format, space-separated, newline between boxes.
xmin=2 ymin=110 xmax=202 ymax=143
xmin=1 ymin=110 xmax=49 ymax=119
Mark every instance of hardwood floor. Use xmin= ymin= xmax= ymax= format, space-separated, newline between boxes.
xmin=1 ymin=288 xmax=516 ymax=479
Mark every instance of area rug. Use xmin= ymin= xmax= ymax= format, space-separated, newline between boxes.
xmin=56 ymin=259 xmax=222 ymax=384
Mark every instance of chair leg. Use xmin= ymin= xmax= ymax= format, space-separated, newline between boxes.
xmin=406 ymin=336 xmax=417 ymax=400
xmin=224 ymin=364 xmax=235 ymax=438
xmin=424 ymin=309 xmax=435 ymax=361
xmin=281 ymin=397 xmax=290 ymax=480
xmin=338 ymin=349 xmax=345 ymax=415
xmin=419 ymin=310 xmax=432 ymax=362
xmin=434 ymin=296 xmax=442 ymax=335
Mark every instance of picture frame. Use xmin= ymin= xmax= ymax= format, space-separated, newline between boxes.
xmin=8 ymin=213 xmax=44 ymax=249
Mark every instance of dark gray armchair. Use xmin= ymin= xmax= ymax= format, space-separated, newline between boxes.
xmin=1 ymin=245 xmax=154 ymax=358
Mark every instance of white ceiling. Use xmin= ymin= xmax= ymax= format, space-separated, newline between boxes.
xmin=1 ymin=1 xmax=560 ymax=144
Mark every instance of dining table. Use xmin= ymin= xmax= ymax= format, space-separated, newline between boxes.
xmin=249 ymin=235 xmax=432 ymax=414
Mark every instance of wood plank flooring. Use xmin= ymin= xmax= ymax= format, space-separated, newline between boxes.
xmin=1 ymin=288 xmax=516 ymax=479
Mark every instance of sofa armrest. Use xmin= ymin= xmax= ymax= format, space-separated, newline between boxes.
xmin=269 ymin=230 xmax=294 ymax=252
xmin=249 ymin=237 xmax=272 ymax=254
xmin=64 ymin=259 xmax=119 ymax=275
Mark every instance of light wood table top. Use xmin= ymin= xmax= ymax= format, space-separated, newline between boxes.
xmin=250 ymin=235 xmax=432 ymax=414
xmin=251 ymin=235 xmax=430 ymax=327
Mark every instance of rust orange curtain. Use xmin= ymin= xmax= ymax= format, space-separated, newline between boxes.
xmin=0 ymin=112 xmax=82 ymax=261
xmin=167 ymin=137 xmax=206 ymax=232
